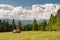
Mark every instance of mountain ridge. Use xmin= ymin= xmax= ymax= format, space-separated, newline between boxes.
xmin=1 ymin=19 xmax=49 ymax=24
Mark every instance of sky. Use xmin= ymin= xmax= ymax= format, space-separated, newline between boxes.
xmin=0 ymin=0 xmax=60 ymax=6
xmin=0 ymin=0 xmax=60 ymax=20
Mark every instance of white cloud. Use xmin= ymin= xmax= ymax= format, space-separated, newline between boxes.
xmin=0 ymin=4 xmax=60 ymax=20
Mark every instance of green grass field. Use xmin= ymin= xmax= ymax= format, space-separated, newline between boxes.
xmin=0 ymin=31 xmax=60 ymax=40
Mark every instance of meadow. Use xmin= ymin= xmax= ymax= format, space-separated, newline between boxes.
xmin=0 ymin=31 xmax=60 ymax=40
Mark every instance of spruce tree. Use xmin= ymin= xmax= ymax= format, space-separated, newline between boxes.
xmin=38 ymin=23 xmax=42 ymax=30
xmin=48 ymin=14 xmax=55 ymax=31
xmin=39 ymin=20 xmax=47 ymax=31
xmin=17 ymin=20 xmax=22 ymax=30
xmin=2 ymin=20 xmax=7 ymax=32
xmin=48 ymin=9 xmax=60 ymax=31
xmin=6 ymin=21 xmax=10 ymax=31
xmin=11 ymin=19 xmax=16 ymax=30
xmin=32 ymin=18 xmax=38 ymax=31
xmin=42 ymin=20 xmax=47 ymax=31
xmin=0 ymin=19 xmax=2 ymax=32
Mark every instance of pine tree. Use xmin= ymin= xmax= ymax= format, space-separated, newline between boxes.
xmin=17 ymin=20 xmax=22 ymax=30
xmin=6 ymin=21 xmax=11 ymax=31
xmin=42 ymin=20 xmax=47 ymax=31
xmin=11 ymin=19 xmax=16 ymax=30
xmin=48 ymin=9 xmax=60 ymax=31
xmin=48 ymin=14 xmax=55 ymax=31
xmin=38 ymin=23 xmax=41 ymax=30
xmin=2 ymin=20 xmax=7 ymax=32
xmin=55 ymin=9 xmax=60 ymax=31
xmin=32 ymin=18 xmax=38 ymax=31
xmin=0 ymin=19 xmax=3 ymax=32
xmin=39 ymin=20 xmax=47 ymax=31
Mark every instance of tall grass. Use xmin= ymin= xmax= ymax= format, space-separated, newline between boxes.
xmin=0 ymin=31 xmax=60 ymax=40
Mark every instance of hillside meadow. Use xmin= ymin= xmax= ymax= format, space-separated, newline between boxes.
xmin=0 ymin=31 xmax=60 ymax=40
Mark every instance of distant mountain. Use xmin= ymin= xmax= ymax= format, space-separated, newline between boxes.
xmin=1 ymin=19 xmax=49 ymax=24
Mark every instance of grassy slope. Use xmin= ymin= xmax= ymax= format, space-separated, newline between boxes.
xmin=0 ymin=31 xmax=60 ymax=40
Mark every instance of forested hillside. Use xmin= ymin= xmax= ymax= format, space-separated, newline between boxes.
xmin=48 ymin=9 xmax=60 ymax=31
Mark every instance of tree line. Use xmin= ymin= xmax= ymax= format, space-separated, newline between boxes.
xmin=0 ymin=9 xmax=60 ymax=32
xmin=0 ymin=18 xmax=47 ymax=32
